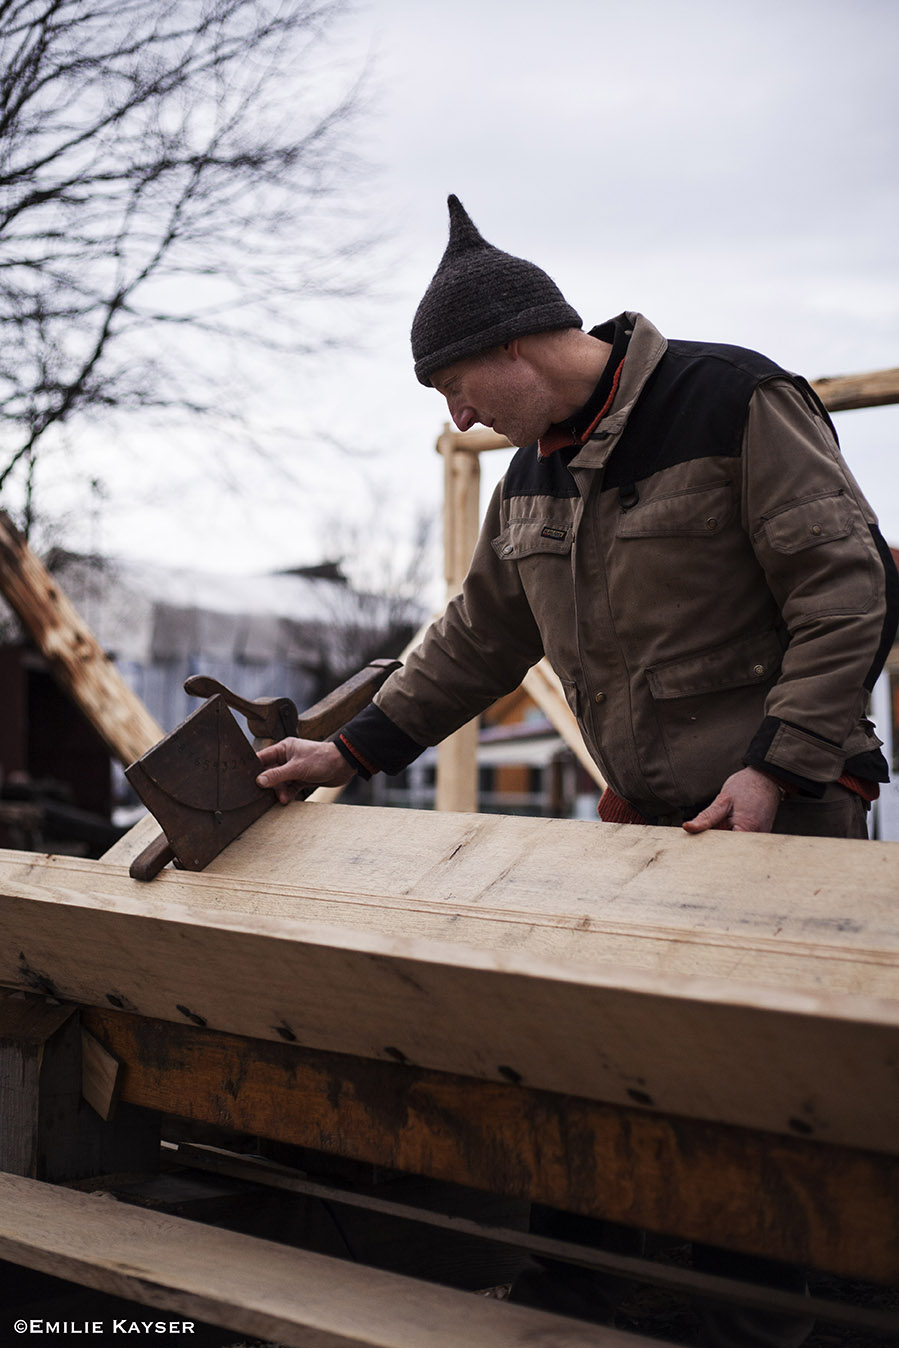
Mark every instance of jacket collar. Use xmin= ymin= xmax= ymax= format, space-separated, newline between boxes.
xmin=536 ymin=316 xmax=631 ymax=457
xmin=569 ymin=312 xmax=668 ymax=470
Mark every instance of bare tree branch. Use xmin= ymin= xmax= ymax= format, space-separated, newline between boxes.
xmin=0 ymin=0 xmax=375 ymax=528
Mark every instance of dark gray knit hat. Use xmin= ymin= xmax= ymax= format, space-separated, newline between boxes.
xmin=411 ymin=195 xmax=582 ymax=386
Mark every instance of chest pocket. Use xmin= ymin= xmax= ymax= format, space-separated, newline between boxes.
xmin=616 ymin=481 xmax=734 ymax=538
xmin=492 ymin=518 xmax=574 ymax=561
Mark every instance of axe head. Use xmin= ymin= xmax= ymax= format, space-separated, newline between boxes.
xmin=125 ymin=694 xmax=272 ymax=872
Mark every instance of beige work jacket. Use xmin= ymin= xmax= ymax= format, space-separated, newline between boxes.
xmin=377 ymin=315 xmax=892 ymax=816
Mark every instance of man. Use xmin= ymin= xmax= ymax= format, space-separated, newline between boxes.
xmin=259 ymin=194 xmax=897 ymax=839
xmin=257 ymin=197 xmax=898 ymax=1345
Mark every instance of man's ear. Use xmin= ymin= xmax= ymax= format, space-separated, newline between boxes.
xmin=502 ymin=338 xmax=521 ymax=361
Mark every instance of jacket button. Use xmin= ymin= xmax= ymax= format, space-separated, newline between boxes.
xmin=752 ymin=664 xmax=765 ymax=677
xmin=501 ymin=543 xmax=514 ymax=556
xmin=705 ymin=517 xmax=717 ymax=530
xmin=594 ymin=691 xmax=606 ymax=704
xmin=810 ymin=524 xmax=822 ymax=536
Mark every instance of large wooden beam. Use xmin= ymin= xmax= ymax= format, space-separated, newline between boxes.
xmin=1 ymin=827 xmax=898 ymax=1153
xmin=84 ymin=1006 xmax=899 ymax=1282
xmin=0 ymin=1172 xmax=639 ymax=1348
xmin=0 ymin=511 xmax=162 ymax=764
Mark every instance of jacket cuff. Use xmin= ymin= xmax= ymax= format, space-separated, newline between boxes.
xmin=334 ymin=703 xmax=427 ymax=778
xmin=743 ymin=716 xmax=845 ymax=798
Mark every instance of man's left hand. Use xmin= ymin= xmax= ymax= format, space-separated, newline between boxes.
xmin=682 ymin=766 xmax=782 ymax=834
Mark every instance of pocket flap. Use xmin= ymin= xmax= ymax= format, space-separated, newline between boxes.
xmin=616 ymin=482 xmax=733 ymax=538
xmin=760 ymin=493 xmax=852 ymax=554
xmin=492 ymin=518 xmax=573 ymax=561
xmin=647 ymin=629 xmax=784 ymax=700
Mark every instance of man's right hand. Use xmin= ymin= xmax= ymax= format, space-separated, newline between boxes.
xmin=256 ymin=738 xmax=356 ymax=805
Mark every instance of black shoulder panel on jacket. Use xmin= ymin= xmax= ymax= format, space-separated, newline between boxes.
xmin=503 ymin=443 xmax=580 ymax=500
xmin=601 ymin=340 xmax=791 ymax=492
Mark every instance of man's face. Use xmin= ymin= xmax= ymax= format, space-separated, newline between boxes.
xmin=431 ymin=343 xmax=556 ymax=446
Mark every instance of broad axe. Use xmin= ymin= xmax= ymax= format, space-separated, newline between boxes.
xmin=125 ymin=658 xmax=400 ymax=881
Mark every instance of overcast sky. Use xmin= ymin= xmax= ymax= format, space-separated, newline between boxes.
xmin=52 ymin=0 xmax=899 ymax=582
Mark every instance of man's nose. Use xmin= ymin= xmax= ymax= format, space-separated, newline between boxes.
xmin=448 ymin=399 xmax=474 ymax=433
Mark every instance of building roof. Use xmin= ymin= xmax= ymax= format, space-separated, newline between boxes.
xmin=34 ymin=552 xmax=400 ymax=669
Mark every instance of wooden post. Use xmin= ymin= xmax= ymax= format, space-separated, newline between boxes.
xmin=435 ymin=426 xmax=481 ymax=812
xmin=0 ymin=511 xmax=163 ymax=765
xmin=0 ymin=990 xmax=159 ymax=1182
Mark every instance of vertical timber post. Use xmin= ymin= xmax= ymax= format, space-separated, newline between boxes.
xmin=435 ymin=427 xmax=481 ymax=812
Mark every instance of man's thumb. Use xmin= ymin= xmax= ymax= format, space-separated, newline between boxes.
xmin=683 ymin=795 xmax=730 ymax=833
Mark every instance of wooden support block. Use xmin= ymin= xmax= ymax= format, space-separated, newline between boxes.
xmin=0 ymin=992 xmax=159 ymax=1182
xmin=81 ymin=1027 xmax=122 ymax=1121
xmin=0 ymin=1172 xmax=668 ymax=1348
xmin=83 ymin=1008 xmax=899 ymax=1284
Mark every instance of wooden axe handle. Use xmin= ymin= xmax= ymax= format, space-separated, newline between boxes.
xmin=295 ymin=659 xmax=402 ymax=740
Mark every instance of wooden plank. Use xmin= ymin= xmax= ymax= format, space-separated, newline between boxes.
xmin=1 ymin=844 xmax=898 ymax=1152
xmin=0 ymin=1172 xmax=663 ymax=1348
xmin=0 ymin=511 xmax=163 ymax=765
xmin=84 ymin=1007 xmax=899 ymax=1282
xmin=169 ymin=1147 xmax=899 ymax=1334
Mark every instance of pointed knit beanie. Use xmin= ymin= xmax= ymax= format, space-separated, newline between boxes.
xmin=411 ymin=195 xmax=582 ymax=386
